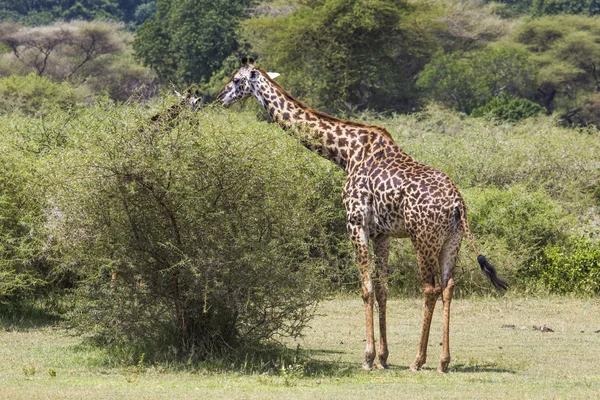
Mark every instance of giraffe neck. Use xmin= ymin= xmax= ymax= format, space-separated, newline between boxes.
xmin=251 ymin=71 xmax=394 ymax=173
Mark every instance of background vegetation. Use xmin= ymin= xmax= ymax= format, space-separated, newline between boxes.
xmin=0 ymin=0 xmax=599 ymax=366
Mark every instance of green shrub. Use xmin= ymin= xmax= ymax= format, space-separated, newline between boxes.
xmin=464 ymin=185 xmax=566 ymax=253
xmin=472 ymin=94 xmax=543 ymax=121
xmin=518 ymin=235 xmax=600 ymax=294
xmin=0 ymin=119 xmax=49 ymax=305
xmin=417 ymin=46 xmax=539 ymax=115
xmin=566 ymin=93 xmax=600 ymax=128
xmin=44 ymin=99 xmax=346 ymax=360
xmin=0 ymin=74 xmax=80 ymax=115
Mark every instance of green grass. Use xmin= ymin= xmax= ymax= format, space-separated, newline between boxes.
xmin=1 ymin=296 xmax=600 ymax=399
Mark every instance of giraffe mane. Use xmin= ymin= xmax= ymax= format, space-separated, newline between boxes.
xmin=257 ymin=69 xmax=395 ymax=142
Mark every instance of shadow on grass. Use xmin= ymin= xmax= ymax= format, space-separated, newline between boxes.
xmin=193 ymin=345 xmax=362 ymax=378
xmin=450 ymin=362 xmax=516 ymax=374
xmin=0 ymin=301 xmax=62 ymax=331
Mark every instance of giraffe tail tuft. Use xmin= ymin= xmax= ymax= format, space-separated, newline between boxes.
xmin=456 ymin=200 xmax=509 ymax=291
xmin=477 ymin=255 xmax=509 ymax=290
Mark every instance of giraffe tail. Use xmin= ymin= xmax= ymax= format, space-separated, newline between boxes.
xmin=455 ymin=201 xmax=509 ymax=291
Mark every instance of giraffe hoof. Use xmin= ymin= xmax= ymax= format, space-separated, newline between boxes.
xmin=409 ymin=363 xmax=422 ymax=372
xmin=437 ymin=360 xmax=450 ymax=373
xmin=362 ymin=360 xmax=374 ymax=370
xmin=410 ymin=356 xmax=426 ymax=372
xmin=376 ymin=361 xmax=390 ymax=370
xmin=438 ymin=356 xmax=450 ymax=373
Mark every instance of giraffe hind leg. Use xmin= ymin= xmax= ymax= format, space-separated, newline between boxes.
xmin=438 ymin=232 xmax=461 ymax=373
xmin=410 ymin=247 xmax=441 ymax=372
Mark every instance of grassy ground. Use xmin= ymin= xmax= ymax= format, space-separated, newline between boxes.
xmin=1 ymin=295 xmax=599 ymax=399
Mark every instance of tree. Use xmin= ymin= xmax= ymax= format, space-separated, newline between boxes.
xmin=0 ymin=0 xmax=149 ymax=24
xmin=0 ymin=21 xmax=157 ymax=101
xmin=0 ymin=21 xmax=123 ymax=80
xmin=47 ymin=102 xmax=340 ymax=359
xmin=532 ymin=0 xmax=589 ymax=15
xmin=132 ymin=1 xmax=155 ymax=26
xmin=59 ymin=0 xmax=122 ymax=20
xmin=243 ymin=0 xmax=441 ymax=112
xmin=417 ymin=45 xmax=538 ymax=115
xmin=483 ymin=0 xmax=533 ymax=15
xmin=133 ymin=0 xmax=253 ymax=86
xmin=415 ymin=51 xmax=475 ymax=114
xmin=514 ymin=15 xmax=600 ymax=122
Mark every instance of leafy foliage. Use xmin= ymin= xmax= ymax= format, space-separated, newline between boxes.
xmin=514 ymin=15 xmax=600 ymax=124
xmin=44 ymin=100 xmax=345 ymax=359
xmin=531 ymin=0 xmax=590 ymax=15
xmin=471 ymin=93 xmax=543 ymax=121
xmin=0 ymin=73 xmax=79 ymax=115
xmin=0 ymin=0 xmax=150 ymax=24
xmin=519 ymin=235 xmax=600 ymax=294
xmin=464 ymin=185 xmax=566 ymax=255
xmin=567 ymin=93 xmax=600 ymax=127
xmin=417 ymin=46 xmax=538 ymax=115
xmin=133 ymin=0 xmax=253 ymax=86
xmin=0 ymin=20 xmax=157 ymax=101
xmin=243 ymin=0 xmax=441 ymax=113
xmin=0 ymin=115 xmax=51 ymax=304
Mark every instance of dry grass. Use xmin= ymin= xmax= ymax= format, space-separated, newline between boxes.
xmin=1 ymin=295 xmax=599 ymax=399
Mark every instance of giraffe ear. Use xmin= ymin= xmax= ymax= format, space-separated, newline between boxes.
xmin=267 ymin=72 xmax=280 ymax=79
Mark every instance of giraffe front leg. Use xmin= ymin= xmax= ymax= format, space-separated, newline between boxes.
xmin=358 ymin=235 xmax=376 ymax=370
xmin=374 ymin=236 xmax=391 ymax=369
xmin=348 ymin=222 xmax=375 ymax=370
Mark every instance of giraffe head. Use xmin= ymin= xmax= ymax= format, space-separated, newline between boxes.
xmin=218 ymin=57 xmax=279 ymax=107
xmin=175 ymin=89 xmax=202 ymax=111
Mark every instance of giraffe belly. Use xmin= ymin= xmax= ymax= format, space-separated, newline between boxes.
xmin=370 ymin=202 xmax=410 ymax=238
xmin=373 ymin=218 xmax=410 ymax=238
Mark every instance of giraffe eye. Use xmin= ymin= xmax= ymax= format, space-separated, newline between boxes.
xmin=233 ymin=78 xmax=240 ymax=85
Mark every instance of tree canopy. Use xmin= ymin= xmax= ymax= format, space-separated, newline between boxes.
xmin=133 ymin=0 xmax=253 ymax=86
xmin=243 ymin=0 xmax=441 ymax=112
xmin=0 ymin=0 xmax=151 ymax=25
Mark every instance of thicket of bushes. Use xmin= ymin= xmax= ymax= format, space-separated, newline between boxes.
xmin=1 ymin=99 xmax=598 ymax=361
xmin=1 ymin=99 xmax=352 ymax=360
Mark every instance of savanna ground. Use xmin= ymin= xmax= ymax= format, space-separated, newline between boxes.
xmin=1 ymin=295 xmax=599 ymax=399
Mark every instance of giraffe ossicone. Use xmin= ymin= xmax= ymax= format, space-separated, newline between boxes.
xmin=218 ymin=58 xmax=508 ymax=372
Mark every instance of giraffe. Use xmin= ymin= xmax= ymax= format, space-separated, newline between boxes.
xmin=149 ymin=89 xmax=202 ymax=125
xmin=218 ymin=57 xmax=508 ymax=372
